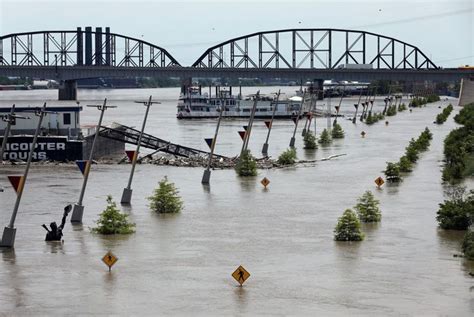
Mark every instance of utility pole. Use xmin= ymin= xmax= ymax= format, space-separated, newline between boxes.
xmin=71 ymin=99 xmax=116 ymax=223
xmin=0 ymin=103 xmax=48 ymax=248
xmin=121 ymin=96 xmax=159 ymax=204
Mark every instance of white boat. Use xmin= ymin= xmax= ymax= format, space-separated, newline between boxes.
xmin=176 ymin=87 xmax=312 ymax=119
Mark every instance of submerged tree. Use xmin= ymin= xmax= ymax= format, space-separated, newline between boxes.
xmin=277 ymin=148 xmax=297 ymax=165
xmin=354 ymin=191 xmax=382 ymax=223
xmin=461 ymin=231 xmax=474 ymax=260
xmin=331 ymin=122 xmax=345 ymax=139
xmin=148 ymin=176 xmax=184 ymax=213
xmin=318 ymin=128 xmax=332 ymax=145
xmin=436 ymin=187 xmax=474 ymax=230
xmin=384 ymin=162 xmax=402 ymax=182
xmin=334 ymin=209 xmax=365 ymax=241
xmin=91 ymin=195 xmax=136 ymax=234
xmin=303 ymin=131 xmax=318 ymax=149
xmin=235 ymin=149 xmax=258 ymax=176
xmin=398 ymin=156 xmax=413 ymax=173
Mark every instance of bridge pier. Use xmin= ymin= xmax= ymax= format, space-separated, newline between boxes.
xmin=58 ymin=80 xmax=77 ymax=100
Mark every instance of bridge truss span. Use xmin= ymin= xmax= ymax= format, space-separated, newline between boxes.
xmin=192 ymin=28 xmax=437 ymax=70
xmin=0 ymin=27 xmax=180 ymax=68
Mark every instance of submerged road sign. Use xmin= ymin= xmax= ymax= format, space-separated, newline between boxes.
xmin=375 ymin=176 xmax=385 ymax=188
xmin=261 ymin=177 xmax=270 ymax=188
xmin=102 ymin=251 xmax=118 ymax=272
xmin=232 ymin=265 xmax=250 ymax=286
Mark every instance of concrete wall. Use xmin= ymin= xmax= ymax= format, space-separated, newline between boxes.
xmin=458 ymin=78 xmax=474 ymax=107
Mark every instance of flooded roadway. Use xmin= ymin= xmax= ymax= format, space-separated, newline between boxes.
xmin=0 ymin=88 xmax=473 ymax=315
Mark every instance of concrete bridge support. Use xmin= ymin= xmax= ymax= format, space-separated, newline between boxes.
xmin=458 ymin=78 xmax=474 ymax=107
xmin=58 ymin=80 xmax=77 ymax=100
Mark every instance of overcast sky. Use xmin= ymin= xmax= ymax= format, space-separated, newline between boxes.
xmin=0 ymin=0 xmax=472 ymax=67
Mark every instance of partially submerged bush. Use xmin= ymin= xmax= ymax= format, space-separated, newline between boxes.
xmin=148 ymin=176 xmax=183 ymax=213
xmin=398 ymin=156 xmax=413 ymax=173
xmin=354 ymin=191 xmax=381 ymax=223
xmin=436 ymin=187 xmax=474 ymax=230
xmin=435 ymin=104 xmax=453 ymax=124
xmin=235 ymin=149 xmax=258 ymax=176
xmin=398 ymin=103 xmax=407 ymax=112
xmin=277 ymin=148 xmax=297 ymax=165
xmin=91 ymin=195 xmax=136 ymax=234
xmin=303 ymin=131 xmax=318 ymax=149
xmin=442 ymin=103 xmax=474 ymax=183
xmin=384 ymin=162 xmax=402 ymax=182
xmin=331 ymin=123 xmax=345 ymax=139
xmin=461 ymin=231 xmax=474 ymax=260
xmin=318 ymin=128 xmax=332 ymax=145
xmin=334 ymin=209 xmax=365 ymax=241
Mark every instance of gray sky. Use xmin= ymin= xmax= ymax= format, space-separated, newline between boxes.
xmin=1 ymin=0 xmax=472 ymax=67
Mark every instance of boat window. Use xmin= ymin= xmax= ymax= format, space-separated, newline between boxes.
xmin=243 ymin=109 xmax=250 ymax=112
xmin=63 ymin=113 xmax=71 ymax=125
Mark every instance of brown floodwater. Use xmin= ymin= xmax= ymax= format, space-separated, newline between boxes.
xmin=0 ymin=88 xmax=473 ymax=315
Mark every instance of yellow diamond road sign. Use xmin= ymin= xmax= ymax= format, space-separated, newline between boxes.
xmin=232 ymin=265 xmax=250 ymax=286
xmin=102 ymin=251 xmax=118 ymax=271
xmin=375 ymin=176 xmax=385 ymax=187
xmin=261 ymin=177 xmax=270 ymax=188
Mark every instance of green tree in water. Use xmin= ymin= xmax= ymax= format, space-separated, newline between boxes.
xmin=331 ymin=123 xmax=345 ymax=139
xmin=461 ymin=231 xmax=474 ymax=260
xmin=436 ymin=187 xmax=474 ymax=230
xmin=354 ymin=191 xmax=382 ymax=223
xmin=334 ymin=209 xmax=365 ymax=241
xmin=384 ymin=162 xmax=402 ymax=182
xmin=277 ymin=148 xmax=297 ymax=165
xmin=303 ymin=131 xmax=318 ymax=149
xmin=91 ymin=195 xmax=136 ymax=234
xmin=398 ymin=156 xmax=413 ymax=173
xmin=148 ymin=176 xmax=184 ymax=213
xmin=235 ymin=149 xmax=258 ymax=176
xmin=318 ymin=128 xmax=332 ymax=145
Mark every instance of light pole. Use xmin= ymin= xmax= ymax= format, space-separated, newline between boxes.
xmin=0 ymin=105 xmax=29 ymax=163
xmin=240 ymin=91 xmax=259 ymax=157
xmin=262 ymin=90 xmax=281 ymax=156
xmin=201 ymin=93 xmax=224 ymax=184
xmin=121 ymin=96 xmax=159 ymax=204
xmin=289 ymin=89 xmax=306 ymax=147
xmin=0 ymin=103 xmax=48 ymax=248
xmin=71 ymin=98 xmax=116 ymax=223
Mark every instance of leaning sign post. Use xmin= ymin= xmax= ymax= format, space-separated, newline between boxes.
xmin=0 ymin=103 xmax=48 ymax=248
xmin=71 ymin=99 xmax=116 ymax=223
xmin=121 ymin=96 xmax=159 ymax=204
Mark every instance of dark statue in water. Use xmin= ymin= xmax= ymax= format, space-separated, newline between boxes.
xmin=42 ymin=204 xmax=72 ymax=241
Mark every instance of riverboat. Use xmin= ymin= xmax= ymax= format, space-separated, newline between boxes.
xmin=177 ymin=87 xmax=314 ymax=119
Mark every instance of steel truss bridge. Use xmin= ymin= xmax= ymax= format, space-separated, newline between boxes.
xmin=0 ymin=27 xmax=472 ymax=82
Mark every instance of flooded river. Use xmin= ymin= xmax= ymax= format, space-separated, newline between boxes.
xmin=0 ymin=88 xmax=473 ymax=315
